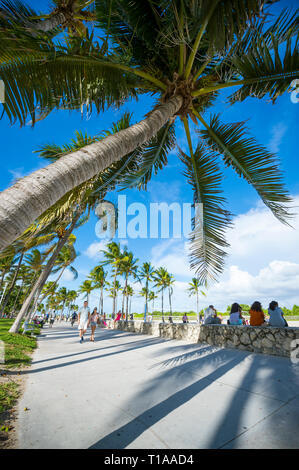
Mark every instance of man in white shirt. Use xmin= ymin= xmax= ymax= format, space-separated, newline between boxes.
xmin=78 ymin=301 xmax=90 ymax=343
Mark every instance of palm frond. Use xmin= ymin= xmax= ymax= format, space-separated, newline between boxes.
xmin=120 ymin=120 xmax=176 ymax=190
xmin=178 ymin=142 xmax=232 ymax=285
xmin=228 ymin=30 xmax=299 ymax=104
xmin=0 ymin=32 xmax=140 ymax=126
xmin=198 ymin=114 xmax=293 ymax=224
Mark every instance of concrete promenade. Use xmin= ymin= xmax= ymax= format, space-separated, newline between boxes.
xmin=17 ymin=323 xmax=299 ymax=449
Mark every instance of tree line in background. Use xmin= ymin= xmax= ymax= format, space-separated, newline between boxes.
xmin=0 ymin=240 xmax=206 ymax=326
xmin=0 ymin=0 xmax=298 ymax=334
xmin=1 ymin=238 xmax=298 ymax=332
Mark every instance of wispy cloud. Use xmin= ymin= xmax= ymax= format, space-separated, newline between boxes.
xmin=8 ymin=167 xmax=25 ymax=182
xmin=268 ymin=122 xmax=287 ymax=153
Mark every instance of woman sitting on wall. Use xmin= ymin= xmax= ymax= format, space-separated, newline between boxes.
xmin=249 ymin=301 xmax=267 ymax=326
xmin=228 ymin=303 xmax=245 ymax=325
xmin=268 ymin=301 xmax=288 ymax=327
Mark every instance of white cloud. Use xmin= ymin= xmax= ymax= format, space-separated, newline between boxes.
xmin=9 ymin=167 xmax=25 ymax=182
xmin=147 ymin=195 xmax=299 ymax=312
xmin=84 ymin=240 xmax=108 ymax=260
xmin=60 ymin=269 xmax=76 ymax=282
xmin=268 ymin=122 xmax=287 ymax=153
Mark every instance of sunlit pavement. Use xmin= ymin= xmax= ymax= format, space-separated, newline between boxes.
xmin=17 ymin=323 xmax=299 ymax=449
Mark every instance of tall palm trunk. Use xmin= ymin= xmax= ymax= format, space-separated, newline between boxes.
xmin=123 ymin=274 xmax=128 ymax=321
xmin=0 ymin=271 xmax=5 ymax=292
xmin=144 ymin=279 xmax=148 ymax=323
xmin=0 ymin=252 xmax=24 ymax=316
xmin=112 ymin=270 xmax=117 ymax=317
xmin=99 ymin=286 xmax=104 ymax=315
xmin=161 ymin=288 xmax=164 ymax=323
xmin=0 ymin=96 xmax=182 ymax=253
xmin=196 ymin=291 xmax=199 ymax=323
xmin=9 ymin=213 xmax=80 ymax=333
xmin=12 ymin=281 xmax=23 ymax=314
xmin=169 ymin=288 xmax=172 ymax=317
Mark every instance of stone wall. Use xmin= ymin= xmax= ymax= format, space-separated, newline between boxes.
xmin=106 ymin=320 xmax=299 ymax=358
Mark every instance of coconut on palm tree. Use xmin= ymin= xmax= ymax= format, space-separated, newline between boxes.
xmin=0 ymin=1 xmax=297 ymax=287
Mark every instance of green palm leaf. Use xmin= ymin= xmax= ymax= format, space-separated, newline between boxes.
xmin=228 ymin=31 xmax=299 ymax=104
xmin=198 ymin=113 xmax=293 ymax=224
xmin=120 ymin=121 xmax=176 ymax=190
xmin=179 ymin=142 xmax=232 ymax=285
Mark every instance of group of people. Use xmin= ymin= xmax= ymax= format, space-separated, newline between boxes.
xmin=203 ymin=301 xmax=288 ymax=327
xmin=76 ymin=302 xmax=130 ymax=343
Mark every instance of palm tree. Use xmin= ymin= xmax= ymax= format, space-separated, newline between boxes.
xmin=0 ymin=1 xmax=297 ymax=282
xmin=66 ymin=289 xmax=78 ymax=317
xmin=78 ymin=279 xmax=94 ymax=304
xmin=165 ymin=272 xmax=175 ymax=318
xmin=89 ymin=265 xmax=107 ymax=314
xmin=0 ymin=231 xmax=56 ymax=316
xmin=139 ymin=262 xmax=155 ymax=322
xmin=126 ymin=285 xmax=134 ymax=316
xmin=148 ymin=290 xmax=158 ymax=314
xmin=106 ymin=280 xmax=122 ymax=314
xmin=0 ymin=0 xmax=96 ymax=35
xmin=120 ymin=250 xmax=139 ymax=320
xmin=153 ymin=267 xmax=169 ymax=323
xmin=139 ymin=286 xmax=149 ymax=317
xmin=56 ymin=287 xmax=69 ymax=319
xmin=8 ymin=115 xmax=132 ymax=333
xmin=187 ymin=278 xmax=206 ymax=322
xmin=102 ymin=242 xmax=127 ymax=316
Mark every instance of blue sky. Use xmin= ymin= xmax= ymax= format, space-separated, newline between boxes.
xmin=0 ymin=0 xmax=298 ymax=313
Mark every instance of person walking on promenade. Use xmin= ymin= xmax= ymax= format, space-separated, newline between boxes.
xmin=78 ymin=300 xmax=90 ymax=343
xmin=89 ymin=307 xmax=99 ymax=342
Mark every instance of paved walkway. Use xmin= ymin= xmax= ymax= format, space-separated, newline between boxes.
xmin=17 ymin=323 xmax=299 ymax=449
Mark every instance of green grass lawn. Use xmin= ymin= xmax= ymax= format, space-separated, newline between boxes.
xmin=0 ymin=319 xmax=40 ymax=428
xmin=0 ymin=319 xmax=40 ymax=369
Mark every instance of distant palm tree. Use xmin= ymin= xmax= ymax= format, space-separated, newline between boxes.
xmin=102 ymin=242 xmax=127 ymax=316
xmin=139 ymin=262 xmax=155 ymax=322
xmin=187 ymin=278 xmax=206 ymax=322
xmin=126 ymin=285 xmax=134 ymax=316
xmin=106 ymin=280 xmax=122 ymax=314
xmin=66 ymin=289 xmax=78 ymax=316
xmin=165 ymin=272 xmax=175 ymax=318
xmin=89 ymin=265 xmax=107 ymax=314
xmin=148 ymin=291 xmax=158 ymax=313
xmin=78 ymin=279 xmax=94 ymax=304
xmin=153 ymin=267 xmax=169 ymax=323
xmin=120 ymin=249 xmax=139 ymax=320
